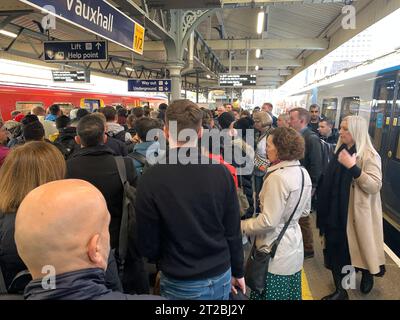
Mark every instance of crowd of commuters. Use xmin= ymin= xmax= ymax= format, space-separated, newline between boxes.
xmin=0 ymin=99 xmax=385 ymax=301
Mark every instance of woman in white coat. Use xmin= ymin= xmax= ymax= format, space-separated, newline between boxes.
xmin=242 ymin=127 xmax=312 ymax=300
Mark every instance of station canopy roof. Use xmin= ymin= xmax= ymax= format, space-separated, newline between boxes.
xmin=0 ymin=0 xmax=398 ymax=89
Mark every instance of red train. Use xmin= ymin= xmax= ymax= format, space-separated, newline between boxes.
xmin=0 ymin=84 xmax=167 ymax=121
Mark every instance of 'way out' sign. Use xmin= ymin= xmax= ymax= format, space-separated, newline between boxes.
xmin=20 ymin=0 xmax=145 ymax=55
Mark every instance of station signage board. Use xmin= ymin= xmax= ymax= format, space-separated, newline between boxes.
xmin=20 ymin=0 xmax=145 ymax=55
xmin=128 ymin=79 xmax=172 ymax=93
xmin=52 ymin=70 xmax=90 ymax=82
xmin=219 ymin=74 xmax=257 ymax=87
xmin=44 ymin=41 xmax=107 ymax=62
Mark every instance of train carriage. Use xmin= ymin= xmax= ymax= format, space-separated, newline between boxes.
xmin=284 ymin=52 xmax=400 ymax=255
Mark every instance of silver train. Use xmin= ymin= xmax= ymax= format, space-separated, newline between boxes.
xmin=283 ymin=51 xmax=400 ymax=256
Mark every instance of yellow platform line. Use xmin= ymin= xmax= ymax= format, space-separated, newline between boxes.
xmin=302 ymin=269 xmax=313 ymax=300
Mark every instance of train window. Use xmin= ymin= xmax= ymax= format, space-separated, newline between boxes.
xmin=340 ymin=97 xmax=360 ymax=120
xmin=54 ymin=102 xmax=74 ymax=116
xmin=83 ymin=99 xmax=101 ymax=112
xmin=321 ymin=98 xmax=338 ymax=124
xmin=369 ymin=76 xmax=395 ymax=153
xmin=16 ymin=101 xmax=44 ymax=114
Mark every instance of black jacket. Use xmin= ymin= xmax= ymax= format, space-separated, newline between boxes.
xmin=24 ymin=268 xmax=162 ymax=300
xmin=135 ymin=148 xmax=244 ymax=281
xmin=0 ymin=211 xmax=123 ymax=292
xmin=308 ymin=121 xmax=320 ymax=134
xmin=300 ymin=127 xmax=323 ymax=189
xmin=321 ymin=128 xmax=339 ymax=145
xmin=66 ymin=145 xmax=137 ymax=249
xmin=53 ymin=127 xmax=79 ymax=159
xmin=0 ymin=212 xmax=26 ymax=289
xmin=106 ymin=135 xmax=128 ymax=156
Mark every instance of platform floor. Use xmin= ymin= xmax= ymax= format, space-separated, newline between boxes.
xmin=303 ymin=214 xmax=400 ymax=300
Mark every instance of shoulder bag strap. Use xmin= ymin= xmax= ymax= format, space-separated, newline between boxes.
xmin=129 ymin=151 xmax=147 ymax=165
xmin=114 ymin=156 xmax=127 ymax=185
xmin=114 ymin=156 xmax=128 ymax=265
xmin=270 ymin=167 xmax=305 ymax=258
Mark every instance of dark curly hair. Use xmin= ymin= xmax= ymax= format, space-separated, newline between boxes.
xmin=270 ymin=127 xmax=305 ymax=161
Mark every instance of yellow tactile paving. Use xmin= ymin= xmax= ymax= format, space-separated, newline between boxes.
xmin=302 ymin=269 xmax=313 ymax=300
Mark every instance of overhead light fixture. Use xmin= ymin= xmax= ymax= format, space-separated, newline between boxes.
xmin=0 ymin=29 xmax=18 ymax=38
xmin=255 ymin=66 xmax=259 ymax=71
xmin=255 ymin=49 xmax=261 ymax=58
xmin=125 ymin=67 xmax=135 ymax=72
xmin=257 ymin=12 xmax=265 ymax=34
xmin=206 ymin=74 xmax=211 ymax=79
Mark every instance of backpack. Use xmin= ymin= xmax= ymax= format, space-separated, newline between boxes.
xmin=114 ymin=156 xmax=137 ymax=278
xmin=320 ymin=139 xmax=335 ymax=173
xmin=109 ymin=130 xmax=126 ymax=143
xmin=129 ymin=151 xmax=152 ymax=176
xmin=53 ymin=135 xmax=78 ymax=160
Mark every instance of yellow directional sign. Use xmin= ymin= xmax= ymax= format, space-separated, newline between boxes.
xmin=133 ymin=23 xmax=145 ymax=55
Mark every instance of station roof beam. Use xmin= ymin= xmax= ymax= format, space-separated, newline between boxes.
xmin=111 ymin=0 xmax=174 ymax=41
xmin=144 ymin=38 xmax=328 ymax=51
xmin=222 ymin=59 xmax=303 ymax=68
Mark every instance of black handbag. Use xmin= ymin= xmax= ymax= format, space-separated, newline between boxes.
xmin=245 ymin=167 xmax=305 ymax=295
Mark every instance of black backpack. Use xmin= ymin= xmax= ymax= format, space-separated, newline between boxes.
xmin=114 ymin=156 xmax=137 ymax=278
xmin=109 ymin=130 xmax=126 ymax=143
xmin=53 ymin=135 xmax=78 ymax=160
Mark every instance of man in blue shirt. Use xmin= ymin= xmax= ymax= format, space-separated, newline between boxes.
xmin=45 ymin=104 xmax=62 ymax=122
xmin=128 ymin=117 xmax=162 ymax=176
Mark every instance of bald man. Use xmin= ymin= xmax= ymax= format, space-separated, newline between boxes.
xmin=15 ymin=179 xmax=161 ymax=300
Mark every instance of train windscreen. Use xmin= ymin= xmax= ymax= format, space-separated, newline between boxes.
xmin=340 ymin=97 xmax=360 ymax=120
xmin=321 ymin=98 xmax=337 ymax=125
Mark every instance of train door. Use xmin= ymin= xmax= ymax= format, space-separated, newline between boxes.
xmin=382 ymin=74 xmax=400 ymax=226
xmin=80 ymin=99 xmax=105 ymax=112
xmin=369 ymin=71 xmax=400 ymax=224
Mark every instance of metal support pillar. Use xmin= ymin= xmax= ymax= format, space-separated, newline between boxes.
xmin=246 ymin=49 xmax=249 ymax=74
xmin=229 ymin=51 xmax=232 ymax=73
xmin=196 ymin=72 xmax=199 ymax=104
xmin=168 ymin=64 xmax=184 ymax=101
xmin=185 ymin=75 xmax=187 ymax=99
xmin=164 ymin=9 xmax=217 ymax=104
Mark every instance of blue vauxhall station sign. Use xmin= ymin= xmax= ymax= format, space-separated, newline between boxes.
xmin=44 ymin=40 xmax=107 ymax=62
xmin=128 ymin=79 xmax=172 ymax=93
xmin=20 ymin=0 xmax=145 ymax=55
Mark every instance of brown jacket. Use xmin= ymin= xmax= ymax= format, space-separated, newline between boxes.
xmin=347 ymin=149 xmax=385 ymax=274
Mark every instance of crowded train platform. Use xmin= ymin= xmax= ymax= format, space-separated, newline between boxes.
xmin=0 ymin=0 xmax=399 ymax=307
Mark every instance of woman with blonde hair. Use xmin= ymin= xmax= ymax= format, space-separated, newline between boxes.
xmin=0 ymin=142 xmax=66 ymax=289
xmin=317 ymin=115 xmax=385 ymax=300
